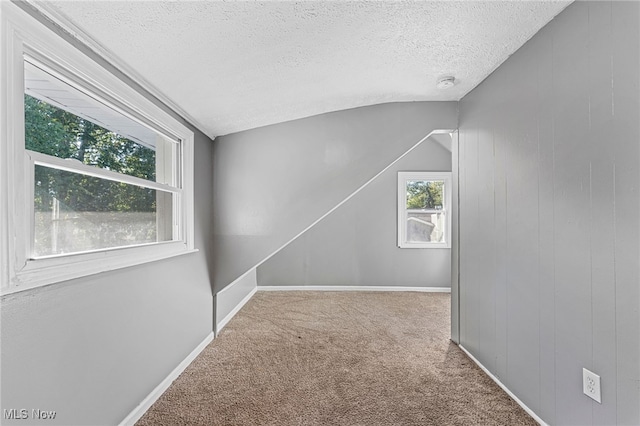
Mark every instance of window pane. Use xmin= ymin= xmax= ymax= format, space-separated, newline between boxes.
xmin=406 ymin=180 xmax=444 ymax=209
xmin=406 ymin=212 xmax=445 ymax=243
xmin=24 ymin=60 xmax=176 ymax=184
xmin=33 ymin=165 xmax=173 ymax=257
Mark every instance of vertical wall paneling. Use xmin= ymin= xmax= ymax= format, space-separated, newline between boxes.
xmin=476 ymin=125 xmax=496 ymax=373
xmin=463 ymin=125 xmax=480 ymax=354
xmin=493 ymin=126 xmax=508 ymax=385
xmin=587 ymin=2 xmax=617 ymax=424
xmin=535 ymin=22 xmax=557 ymax=426
xmin=505 ymin=35 xmax=542 ymax=412
xmin=458 ymin=2 xmax=639 ymax=424
xmin=551 ymin=5 xmax=594 ymax=424
xmin=458 ymin=127 xmax=468 ymax=344
xmin=611 ymin=2 xmax=640 ymax=424
xmin=450 ymin=130 xmax=460 ymax=343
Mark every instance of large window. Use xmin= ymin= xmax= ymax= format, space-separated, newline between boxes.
xmin=1 ymin=3 xmax=195 ymax=294
xmin=398 ymin=172 xmax=451 ymax=248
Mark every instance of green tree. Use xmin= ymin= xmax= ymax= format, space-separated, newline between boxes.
xmin=25 ymin=94 xmax=157 ymax=213
xmin=406 ymin=180 xmax=443 ymax=209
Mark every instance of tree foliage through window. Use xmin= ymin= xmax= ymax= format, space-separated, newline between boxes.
xmin=406 ymin=180 xmax=444 ymax=209
xmin=25 ymin=94 xmax=157 ymax=213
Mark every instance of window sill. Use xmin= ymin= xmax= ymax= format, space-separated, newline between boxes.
xmin=398 ymin=243 xmax=451 ymax=249
xmin=4 ymin=243 xmax=199 ymax=296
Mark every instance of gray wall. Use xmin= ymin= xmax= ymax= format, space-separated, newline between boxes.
xmin=257 ymin=135 xmax=452 ymax=288
xmin=458 ymin=2 xmax=639 ymax=425
xmin=213 ymin=102 xmax=457 ymax=292
xmin=1 ymin=132 xmax=214 ymax=426
xmin=1 ymin=5 xmax=215 ymax=425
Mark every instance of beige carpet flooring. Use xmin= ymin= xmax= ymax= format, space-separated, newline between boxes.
xmin=137 ymin=291 xmax=536 ymax=426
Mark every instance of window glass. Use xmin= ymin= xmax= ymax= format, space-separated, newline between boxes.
xmin=33 ymin=165 xmax=173 ymax=257
xmin=24 ymin=60 xmax=176 ymax=185
xmin=406 ymin=211 xmax=445 ymax=243
xmin=398 ymin=172 xmax=451 ymax=248
xmin=25 ymin=58 xmax=180 ymax=258
xmin=406 ymin=180 xmax=444 ymax=209
xmin=405 ymin=180 xmax=445 ymax=243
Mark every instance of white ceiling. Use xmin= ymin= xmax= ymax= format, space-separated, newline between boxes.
xmin=43 ymin=1 xmax=571 ymax=138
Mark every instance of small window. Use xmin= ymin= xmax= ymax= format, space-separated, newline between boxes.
xmin=1 ymin=3 xmax=195 ymax=294
xmin=398 ymin=172 xmax=451 ymax=248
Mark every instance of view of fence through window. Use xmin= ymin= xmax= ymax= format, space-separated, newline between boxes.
xmin=405 ymin=180 xmax=445 ymax=243
xmin=32 ymin=165 xmax=173 ymax=257
xmin=25 ymin=60 xmax=177 ymax=257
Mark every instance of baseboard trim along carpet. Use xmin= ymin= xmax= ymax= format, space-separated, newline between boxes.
xmin=458 ymin=344 xmax=548 ymax=426
xmin=137 ymin=292 xmax=537 ymax=425
xmin=217 ymin=285 xmax=450 ymax=339
xmin=217 ymin=286 xmax=258 ymax=335
xmin=258 ymin=286 xmax=451 ymax=293
xmin=119 ymin=332 xmax=214 ymax=426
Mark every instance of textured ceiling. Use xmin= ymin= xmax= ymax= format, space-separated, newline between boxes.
xmin=44 ymin=1 xmax=571 ymax=138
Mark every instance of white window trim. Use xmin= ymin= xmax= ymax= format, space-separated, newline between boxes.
xmin=398 ymin=171 xmax=452 ymax=249
xmin=0 ymin=3 xmax=196 ymax=295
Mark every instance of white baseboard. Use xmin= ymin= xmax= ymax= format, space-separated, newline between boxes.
xmin=216 ymin=285 xmax=446 ymax=334
xmin=119 ymin=331 xmax=214 ymax=426
xmin=258 ymin=285 xmax=451 ymax=293
xmin=458 ymin=345 xmax=548 ymax=426
xmin=216 ymin=286 xmax=257 ymax=335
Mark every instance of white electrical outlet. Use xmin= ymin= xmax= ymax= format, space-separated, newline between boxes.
xmin=583 ymin=368 xmax=601 ymax=403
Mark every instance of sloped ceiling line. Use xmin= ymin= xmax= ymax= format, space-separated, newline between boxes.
xmin=20 ymin=0 xmax=211 ymax=138
xmin=42 ymin=1 xmax=571 ymax=137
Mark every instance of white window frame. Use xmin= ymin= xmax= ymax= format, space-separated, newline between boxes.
xmin=0 ymin=3 xmax=196 ymax=295
xmin=398 ymin=171 xmax=452 ymax=249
